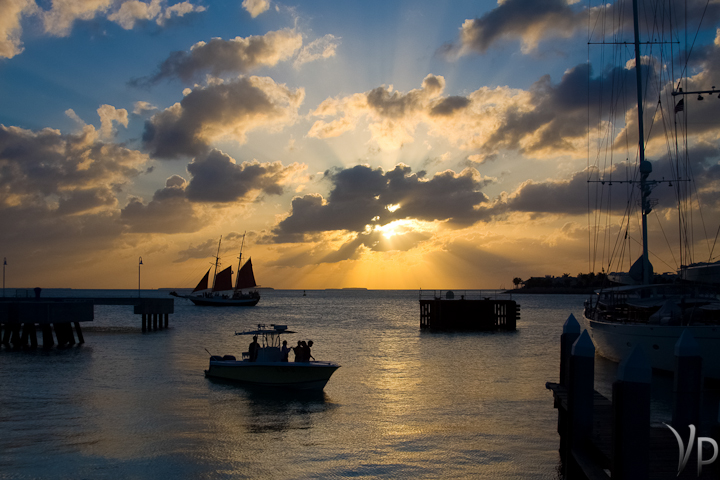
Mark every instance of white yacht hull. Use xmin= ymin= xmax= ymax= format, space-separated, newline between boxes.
xmin=584 ymin=316 xmax=720 ymax=379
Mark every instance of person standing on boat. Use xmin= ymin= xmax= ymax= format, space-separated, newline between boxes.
xmin=293 ymin=340 xmax=305 ymax=362
xmin=307 ymin=340 xmax=315 ymax=361
xmin=248 ymin=335 xmax=259 ymax=362
xmin=280 ymin=340 xmax=291 ymax=362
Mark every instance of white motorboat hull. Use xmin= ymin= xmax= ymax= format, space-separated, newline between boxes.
xmin=205 ymin=360 xmax=340 ymax=390
xmin=584 ymin=316 xmax=720 ymax=379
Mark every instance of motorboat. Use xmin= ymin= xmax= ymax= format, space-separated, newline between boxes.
xmin=204 ymin=324 xmax=340 ymax=390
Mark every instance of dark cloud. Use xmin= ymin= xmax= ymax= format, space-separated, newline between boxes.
xmin=185 ymin=149 xmax=302 ymax=203
xmin=0 ymin=124 xmax=145 ymax=207
xmin=131 ymin=29 xmax=302 ymax=86
xmin=142 ymin=76 xmax=304 ymax=159
xmin=174 ymin=231 xmax=254 ymax=263
xmin=56 ymin=188 xmax=117 ymax=215
xmin=441 ymin=0 xmax=583 ymax=56
xmin=270 ymin=164 xmax=491 ymax=242
xmin=486 ymin=61 xmax=653 ymax=155
xmin=430 ymin=96 xmax=470 ymax=116
xmin=120 ymin=175 xmax=204 ymax=233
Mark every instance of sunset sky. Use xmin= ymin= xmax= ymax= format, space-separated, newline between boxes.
xmin=1 ymin=0 xmax=719 ymax=290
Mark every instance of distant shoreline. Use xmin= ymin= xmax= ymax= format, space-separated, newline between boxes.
xmin=506 ymin=287 xmax=594 ymax=295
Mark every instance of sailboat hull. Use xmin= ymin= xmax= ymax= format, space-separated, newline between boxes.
xmin=584 ymin=315 xmax=720 ymax=379
xmin=186 ymin=295 xmax=259 ymax=307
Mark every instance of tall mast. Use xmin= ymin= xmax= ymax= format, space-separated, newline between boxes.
xmin=632 ymin=0 xmax=652 ymax=285
xmin=212 ymin=236 xmax=222 ymax=290
xmin=234 ymin=232 xmax=246 ymax=291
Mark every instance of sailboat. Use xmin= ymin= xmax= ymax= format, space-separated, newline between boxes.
xmin=582 ymin=0 xmax=720 ymax=378
xmin=171 ymin=235 xmax=260 ymax=306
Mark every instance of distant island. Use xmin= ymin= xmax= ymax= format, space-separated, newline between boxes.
xmin=509 ymin=271 xmax=677 ymax=294
xmin=508 ymin=273 xmax=608 ymax=294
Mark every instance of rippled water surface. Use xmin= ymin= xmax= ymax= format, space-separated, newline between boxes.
xmin=1 ymin=290 xmax=603 ymax=479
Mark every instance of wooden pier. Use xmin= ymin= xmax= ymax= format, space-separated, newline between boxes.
xmin=0 ymin=295 xmax=174 ymax=348
xmin=548 ymin=315 xmax=720 ymax=479
xmin=419 ymin=290 xmax=519 ymax=330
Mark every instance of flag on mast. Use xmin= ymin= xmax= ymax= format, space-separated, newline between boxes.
xmin=674 ymin=98 xmax=684 ymax=113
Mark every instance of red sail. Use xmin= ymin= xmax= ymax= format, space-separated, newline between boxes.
xmin=192 ymin=269 xmax=210 ymax=293
xmin=213 ymin=266 xmax=233 ymax=292
xmin=235 ymin=258 xmax=257 ymax=290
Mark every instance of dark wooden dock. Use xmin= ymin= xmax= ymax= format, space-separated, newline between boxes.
xmin=0 ymin=296 xmax=174 ymax=348
xmin=549 ymin=315 xmax=720 ymax=479
xmin=547 ymin=382 xmax=718 ymax=479
xmin=419 ymin=290 xmax=519 ymax=330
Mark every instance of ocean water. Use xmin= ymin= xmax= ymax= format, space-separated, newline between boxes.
xmin=0 ymin=290 xmax=700 ymax=479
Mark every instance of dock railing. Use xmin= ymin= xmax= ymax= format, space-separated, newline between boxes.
xmin=418 ymin=289 xmax=513 ymax=301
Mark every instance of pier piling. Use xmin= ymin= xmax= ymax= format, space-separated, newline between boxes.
xmin=612 ymin=346 xmax=651 ymax=479
xmin=547 ymin=321 xmax=716 ymax=479
xmin=560 ymin=314 xmax=581 ymax=388
xmin=568 ymin=331 xmax=595 ymax=450
xmin=672 ymin=329 xmax=703 ymax=434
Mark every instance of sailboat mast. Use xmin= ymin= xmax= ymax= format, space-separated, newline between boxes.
xmin=632 ymin=0 xmax=652 ymax=285
xmin=235 ymin=233 xmax=246 ymax=291
xmin=212 ymin=236 xmax=222 ymax=290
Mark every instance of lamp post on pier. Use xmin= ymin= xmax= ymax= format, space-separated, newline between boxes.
xmin=138 ymin=257 xmax=143 ymax=298
xmin=3 ymin=257 xmax=6 ymax=297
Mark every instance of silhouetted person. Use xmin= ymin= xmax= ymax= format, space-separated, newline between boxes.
xmin=293 ymin=340 xmax=303 ymax=362
xmin=307 ymin=340 xmax=315 ymax=361
xmin=248 ymin=335 xmax=259 ymax=362
xmin=280 ymin=340 xmax=291 ymax=362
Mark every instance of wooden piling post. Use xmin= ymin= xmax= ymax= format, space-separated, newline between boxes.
xmin=672 ymin=329 xmax=703 ymax=434
xmin=560 ymin=314 xmax=581 ymax=387
xmin=29 ymin=323 xmax=38 ymax=348
xmin=41 ymin=324 xmax=54 ymax=348
xmin=152 ymin=314 xmax=158 ymax=331
xmin=1 ymin=323 xmax=10 ymax=345
xmin=74 ymin=322 xmax=84 ymax=344
xmin=20 ymin=323 xmax=32 ymax=347
xmin=9 ymin=324 xmax=21 ymax=346
xmin=142 ymin=313 xmax=147 ymax=332
xmin=612 ymin=345 xmax=651 ymax=480
xmin=568 ymin=330 xmax=595 ymax=449
xmin=164 ymin=313 xmax=168 ymax=328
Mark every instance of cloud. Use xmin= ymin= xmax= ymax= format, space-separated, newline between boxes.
xmin=184 ymin=148 xmax=306 ymax=203
xmin=440 ymin=0 xmax=584 ymax=57
xmin=0 ymin=0 xmax=37 ymax=59
xmin=242 ymin=0 xmax=270 ymax=18
xmin=41 ymin=0 xmax=114 ymax=37
xmin=97 ymin=104 xmax=129 ymax=139
xmin=307 ymin=62 xmax=672 ymax=161
xmin=135 ymin=29 xmax=302 ymax=85
xmin=270 ymin=163 xmax=492 ymax=243
xmin=309 ymin=74 xmax=454 ymax=150
xmin=142 ymin=76 xmax=304 ymax=159
xmin=107 ymin=0 xmax=162 ymax=28
xmin=133 ymin=101 xmax=158 ymax=115
xmin=120 ymin=174 xmax=204 ymax=233
xmin=294 ymin=34 xmax=340 ymax=68
xmin=0 ymin=124 xmax=147 ymax=206
xmin=41 ymin=0 xmax=206 ymax=36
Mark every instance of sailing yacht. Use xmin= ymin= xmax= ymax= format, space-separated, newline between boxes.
xmin=171 ymin=236 xmax=260 ymax=306
xmin=582 ymin=0 xmax=720 ymax=378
